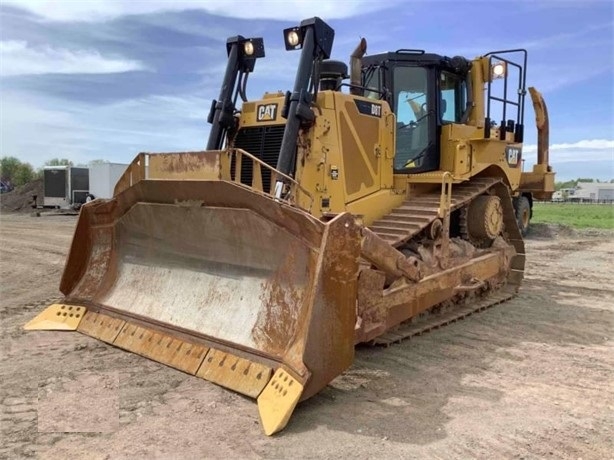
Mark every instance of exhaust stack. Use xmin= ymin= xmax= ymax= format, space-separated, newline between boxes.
xmin=350 ymin=38 xmax=367 ymax=95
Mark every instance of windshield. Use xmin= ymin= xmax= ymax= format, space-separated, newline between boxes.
xmin=394 ymin=66 xmax=429 ymax=170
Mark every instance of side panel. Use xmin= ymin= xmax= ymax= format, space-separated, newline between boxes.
xmin=295 ymin=91 xmax=398 ymax=222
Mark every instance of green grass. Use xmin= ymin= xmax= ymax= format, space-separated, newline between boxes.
xmin=532 ymin=202 xmax=614 ymax=229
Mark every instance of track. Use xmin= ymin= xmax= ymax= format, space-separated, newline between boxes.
xmin=372 ymin=287 xmax=515 ymax=346
xmin=367 ymin=177 xmax=526 ymax=347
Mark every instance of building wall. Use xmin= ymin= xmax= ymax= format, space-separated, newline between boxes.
xmin=573 ymin=182 xmax=614 ymax=202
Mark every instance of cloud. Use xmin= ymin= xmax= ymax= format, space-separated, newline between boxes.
xmin=1 ymin=90 xmax=209 ymax=167
xmin=523 ymin=139 xmax=614 ymax=171
xmin=0 ymin=40 xmax=147 ymax=76
xmin=3 ymin=0 xmax=400 ymax=22
xmin=524 ymin=139 xmax=614 ymax=153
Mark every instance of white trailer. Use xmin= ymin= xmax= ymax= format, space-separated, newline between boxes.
xmin=88 ymin=163 xmax=128 ymax=200
xmin=43 ymin=166 xmax=89 ymax=208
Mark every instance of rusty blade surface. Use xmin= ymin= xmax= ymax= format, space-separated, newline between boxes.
xmin=60 ymin=178 xmax=361 ymax=403
xmin=102 ymin=202 xmax=313 ymax=356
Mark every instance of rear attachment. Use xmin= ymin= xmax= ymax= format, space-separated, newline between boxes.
xmin=26 ymin=177 xmax=361 ymax=435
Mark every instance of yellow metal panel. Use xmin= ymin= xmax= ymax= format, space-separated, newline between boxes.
xmin=454 ymin=143 xmax=471 ymax=175
xmin=406 ymin=171 xmax=465 ymax=184
xmin=467 ymin=139 xmax=521 ymax=190
xmin=257 ymin=368 xmax=304 ymax=436
xmin=339 ymin=110 xmax=377 ymax=197
xmin=23 ymin=303 xmax=86 ymax=331
xmin=345 ymin=189 xmax=405 ymax=226
xmin=196 ymin=348 xmax=272 ymax=398
xmin=114 ymin=153 xmax=146 ymax=196
xmin=77 ymin=311 xmax=125 ymax=343
xmin=113 ymin=323 xmax=208 ymax=375
xmin=239 ymin=96 xmax=286 ymax=126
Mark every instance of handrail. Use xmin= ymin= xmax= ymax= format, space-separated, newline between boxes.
xmin=113 ymin=149 xmax=315 ymax=213
xmin=439 ymin=171 xmax=453 ymax=267
xmin=438 ymin=171 xmax=453 ymax=219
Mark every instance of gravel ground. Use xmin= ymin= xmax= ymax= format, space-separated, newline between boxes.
xmin=1 ymin=214 xmax=612 ymax=459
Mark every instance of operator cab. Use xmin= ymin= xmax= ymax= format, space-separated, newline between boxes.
xmin=361 ymin=50 xmax=470 ymax=174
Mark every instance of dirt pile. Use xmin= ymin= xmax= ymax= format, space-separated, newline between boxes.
xmin=528 ymin=223 xmax=614 ymax=240
xmin=526 ymin=222 xmax=577 ymax=239
xmin=0 ymin=178 xmax=43 ymax=213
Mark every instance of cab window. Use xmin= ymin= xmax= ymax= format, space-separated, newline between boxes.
xmin=394 ymin=66 xmax=429 ymax=170
xmin=440 ymin=71 xmax=465 ymax=123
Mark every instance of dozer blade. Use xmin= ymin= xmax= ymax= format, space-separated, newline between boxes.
xmin=28 ymin=178 xmax=361 ymax=435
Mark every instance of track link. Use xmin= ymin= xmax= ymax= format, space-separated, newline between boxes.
xmin=372 ymin=287 xmax=515 ymax=346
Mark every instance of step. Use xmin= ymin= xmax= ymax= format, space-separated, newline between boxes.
xmin=371 ymin=231 xmax=407 ymax=242
xmin=455 ymin=184 xmax=486 ymax=191
xmin=412 ymin=196 xmax=468 ymax=205
xmin=370 ymin=226 xmax=410 ymax=236
xmin=380 ymin=215 xmax=433 ymax=223
xmin=375 ymin=219 xmax=427 ymax=229
xmin=410 ymin=198 xmax=442 ymax=204
xmin=393 ymin=206 xmax=440 ymax=215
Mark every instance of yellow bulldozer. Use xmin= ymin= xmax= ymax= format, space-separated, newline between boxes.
xmin=26 ymin=17 xmax=555 ymax=435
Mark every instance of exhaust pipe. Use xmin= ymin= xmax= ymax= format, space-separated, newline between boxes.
xmin=350 ymin=38 xmax=367 ymax=96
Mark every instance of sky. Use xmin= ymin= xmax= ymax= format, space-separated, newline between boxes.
xmin=0 ymin=0 xmax=612 ymax=181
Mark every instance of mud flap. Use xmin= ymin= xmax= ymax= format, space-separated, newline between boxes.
xmin=26 ymin=179 xmax=361 ymax=435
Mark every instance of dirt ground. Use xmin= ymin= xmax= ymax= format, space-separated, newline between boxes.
xmin=1 ymin=213 xmax=613 ymax=459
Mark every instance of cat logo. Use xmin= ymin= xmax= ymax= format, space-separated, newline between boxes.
xmin=505 ymin=146 xmax=522 ymax=167
xmin=256 ymin=103 xmax=278 ymax=122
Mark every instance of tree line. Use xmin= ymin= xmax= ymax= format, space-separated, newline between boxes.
xmin=0 ymin=157 xmax=108 ymax=188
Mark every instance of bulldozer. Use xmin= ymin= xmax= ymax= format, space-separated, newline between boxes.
xmin=26 ymin=17 xmax=555 ymax=435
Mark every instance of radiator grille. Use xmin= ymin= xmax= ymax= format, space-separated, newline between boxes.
xmin=232 ymin=125 xmax=285 ymax=194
